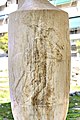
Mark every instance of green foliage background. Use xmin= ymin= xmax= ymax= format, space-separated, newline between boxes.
xmin=0 ymin=34 xmax=8 ymax=53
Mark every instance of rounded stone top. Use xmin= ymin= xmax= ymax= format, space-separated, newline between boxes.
xmin=18 ymin=0 xmax=60 ymax=11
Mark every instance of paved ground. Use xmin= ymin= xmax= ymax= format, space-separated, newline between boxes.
xmin=71 ymin=57 xmax=80 ymax=85
xmin=0 ymin=57 xmax=8 ymax=71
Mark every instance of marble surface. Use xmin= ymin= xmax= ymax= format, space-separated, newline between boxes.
xmin=8 ymin=2 xmax=70 ymax=119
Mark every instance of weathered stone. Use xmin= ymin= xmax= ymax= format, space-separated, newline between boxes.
xmin=8 ymin=0 xmax=70 ymax=120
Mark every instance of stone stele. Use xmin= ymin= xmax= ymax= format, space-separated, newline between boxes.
xmin=8 ymin=0 xmax=71 ymax=120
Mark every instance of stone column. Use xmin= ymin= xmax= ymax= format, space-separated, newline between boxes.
xmin=18 ymin=0 xmax=25 ymax=8
xmin=8 ymin=0 xmax=70 ymax=120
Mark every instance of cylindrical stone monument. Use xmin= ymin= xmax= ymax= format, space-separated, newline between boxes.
xmin=8 ymin=0 xmax=71 ymax=120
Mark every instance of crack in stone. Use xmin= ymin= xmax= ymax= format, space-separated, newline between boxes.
xmin=15 ymin=70 xmax=25 ymax=90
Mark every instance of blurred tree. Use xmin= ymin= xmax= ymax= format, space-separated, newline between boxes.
xmin=0 ymin=33 xmax=8 ymax=53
